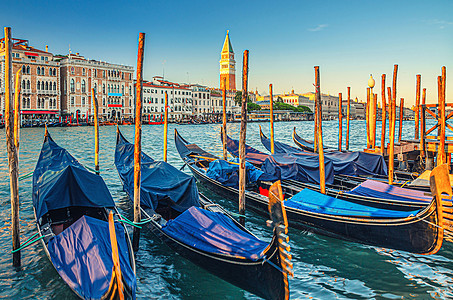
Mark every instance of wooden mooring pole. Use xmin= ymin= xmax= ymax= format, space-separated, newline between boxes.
xmin=438 ymin=67 xmax=446 ymax=165
xmin=92 ymin=88 xmax=100 ymax=175
xmin=315 ymin=66 xmax=326 ymax=194
xmin=314 ymin=90 xmax=318 ymax=153
xmin=366 ymin=87 xmax=371 ymax=149
xmin=238 ymin=50 xmax=249 ymax=226
xmin=380 ymin=74 xmax=386 ymax=154
xmin=4 ymin=27 xmax=20 ymax=267
xmin=398 ymin=98 xmax=404 ymax=143
xmin=222 ymin=78 xmax=228 ymax=160
xmin=269 ymin=83 xmax=275 ymax=154
xmin=420 ymin=88 xmax=427 ymax=163
xmin=338 ymin=93 xmax=342 ymax=151
xmin=346 ymin=87 xmax=351 ymax=151
xmin=415 ymin=75 xmax=421 ymax=139
xmin=133 ymin=32 xmax=145 ymax=252
xmin=372 ymin=93 xmax=377 ymax=149
xmin=388 ymin=64 xmax=398 ymax=184
xmin=164 ymin=91 xmax=168 ymax=162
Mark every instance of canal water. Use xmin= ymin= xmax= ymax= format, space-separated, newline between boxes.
xmin=1 ymin=120 xmax=453 ymax=299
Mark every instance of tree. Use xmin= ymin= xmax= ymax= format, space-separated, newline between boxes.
xmin=273 ymin=102 xmax=312 ymax=113
xmin=276 ymin=96 xmax=283 ymax=103
xmin=247 ymin=102 xmax=261 ymax=112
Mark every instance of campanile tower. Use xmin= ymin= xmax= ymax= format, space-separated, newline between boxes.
xmin=219 ymin=30 xmax=236 ymax=90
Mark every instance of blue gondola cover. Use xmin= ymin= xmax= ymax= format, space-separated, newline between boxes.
xmin=206 ymin=159 xmax=273 ymax=189
xmin=33 ymin=135 xmax=115 ymax=220
xmin=261 ymin=153 xmax=335 ymax=185
xmin=285 ymin=189 xmax=420 ymax=218
xmin=48 ymin=215 xmax=136 ymax=299
xmin=346 ymin=180 xmax=432 ymax=203
xmin=260 ymin=132 xmax=388 ymax=176
xmin=115 ymin=132 xmax=200 ymax=211
xmin=162 ymin=207 xmax=269 ymax=260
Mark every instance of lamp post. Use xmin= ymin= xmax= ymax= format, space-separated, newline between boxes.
xmin=368 ymin=74 xmax=376 ymax=149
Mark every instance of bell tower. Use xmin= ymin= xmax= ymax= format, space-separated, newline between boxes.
xmin=219 ymin=30 xmax=236 ymax=90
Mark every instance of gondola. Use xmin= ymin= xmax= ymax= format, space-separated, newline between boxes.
xmin=32 ymin=131 xmax=136 ymax=299
xmin=291 ymin=127 xmax=427 ymax=186
xmin=114 ymin=129 xmax=292 ymax=300
xmin=175 ymin=128 xmax=453 ymax=254
xmin=224 ymin=128 xmax=431 ymax=210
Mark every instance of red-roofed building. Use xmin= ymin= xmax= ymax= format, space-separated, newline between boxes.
xmin=59 ymin=52 xmax=134 ymax=121
xmin=0 ymin=38 xmax=60 ymax=122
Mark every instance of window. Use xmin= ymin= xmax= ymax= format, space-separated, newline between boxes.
xmin=37 ymin=81 xmax=40 ymax=90
xmin=82 ymin=68 xmax=86 ymax=76
xmin=41 ymin=67 xmax=44 ymax=75
xmin=94 ymin=69 xmax=97 ymax=77
xmin=40 ymin=81 xmax=44 ymax=90
xmin=94 ymin=83 xmax=97 ymax=92
xmin=122 ymin=86 xmax=124 ymax=94
xmin=49 ymin=68 xmax=52 ymax=76
xmin=37 ymin=68 xmax=41 ymax=75
xmin=82 ymin=97 xmax=85 ymax=105
xmin=53 ymin=82 xmax=56 ymax=91
xmin=70 ymin=79 xmax=75 ymax=92
xmin=81 ymin=80 xmax=86 ymax=93
xmin=45 ymin=82 xmax=48 ymax=90
xmin=71 ymin=97 xmax=74 ymax=105
xmin=129 ymin=86 xmax=131 ymax=95
xmin=103 ymin=70 xmax=105 ymax=78
xmin=103 ymin=98 xmax=105 ymax=106
xmin=27 ymin=80 xmax=30 ymax=89
xmin=71 ymin=67 xmax=74 ymax=75
xmin=103 ymin=84 xmax=105 ymax=94
xmin=53 ymin=69 xmax=56 ymax=76
xmin=108 ymin=84 xmax=110 ymax=93
xmin=26 ymin=66 xmax=30 ymax=74
xmin=22 ymin=65 xmax=26 ymax=74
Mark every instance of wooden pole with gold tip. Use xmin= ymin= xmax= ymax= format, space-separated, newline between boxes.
xmin=346 ymin=87 xmax=351 ymax=151
xmin=14 ymin=69 xmax=21 ymax=149
xmin=269 ymin=83 xmax=275 ymax=154
xmin=164 ymin=91 xmax=168 ymax=162
xmin=380 ymin=74 xmax=386 ymax=154
xmin=398 ymin=98 xmax=404 ymax=143
xmin=92 ymin=88 xmax=100 ymax=175
xmin=338 ymin=93 xmax=342 ymax=151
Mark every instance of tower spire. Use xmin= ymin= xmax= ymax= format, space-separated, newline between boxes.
xmin=219 ymin=30 xmax=236 ymax=90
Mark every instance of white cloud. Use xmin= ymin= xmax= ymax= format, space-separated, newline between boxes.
xmin=308 ymin=24 xmax=328 ymax=32
xmin=428 ymin=19 xmax=453 ymax=29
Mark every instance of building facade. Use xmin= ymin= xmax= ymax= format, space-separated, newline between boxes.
xmin=142 ymin=76 xmax=192 ymax=122
xmin=59 ymin=53 xmax=134 ymax=120
xmin=0 ymin=38 xmax=60 ymax=122
xmin=219 ymin=31 xmax=236 ymax=91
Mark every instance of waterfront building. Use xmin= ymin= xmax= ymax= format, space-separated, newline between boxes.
xmin=142 ymin=76 xmax=192 ymax=122
xmin=59 ymin=52 xmax=134 ymax=120
xmin=219 ymin=31 xmax=236 ymax=91
xmin=276 ymin=90 xmax=314 ymax=111
xmin=191 ymin=84 xmax=211 ymax=117
xmin=0 ymin=38 xmax=60 ymax=122
xmin=301 ymin=92 xmax=340 ymax=120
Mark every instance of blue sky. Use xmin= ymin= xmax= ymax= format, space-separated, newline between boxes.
xmin=2 ymin=0 xmax=452 ymax=106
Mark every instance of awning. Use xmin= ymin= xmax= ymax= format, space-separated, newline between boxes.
xmin=108 ymin=104 xmax=122 ymax=108
xmin=21 ymin=110 xmax=58 ymax=114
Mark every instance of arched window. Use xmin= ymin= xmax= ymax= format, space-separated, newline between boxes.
xmin=22 ymin=98 xmax=26 ymax=108
xmin=70 ymin=79 xmax=75 ymax=92
xmin=37 ymin=81 xmax=40 ymax=90
xmin=53 ymin=82 xmax=56 ymax=90
xmin=45 ymin=82 xmax=49 ymax=90
xmin=71 ymin=67 xmax=74 ymax=75
xmin=37 ymin=68 xmax=41 ymax=75
xmin=82 ymin=68 xmax=86 ymax=76
xmin=103 ymin=84 xmax=105 ymax=94
xmin=27 ymin=80 xmax=30 ymax=89
xmin=41 ymin=81 xmax=44 ymax=90
xmin=108 ymin=84 xmax=110 ymax=93
xmin=108 ymin=70 xmax=111 ymax=77
xmin=53 ymin=69 xmax=56 ymax=76
xmin=49 ymin=68 xmax=52 ymax=76
xmin=22 ymin=80 xmax=26 ymax=89
xmin=81 ymin=80 xmax=86 ymax=93
xmin=22 ymin=65 xmax=26 ymax=74
xmin=26 ymin=66 xmax=30 ymax=74
xmin=41 ymin=67 xmax=44 ymax=75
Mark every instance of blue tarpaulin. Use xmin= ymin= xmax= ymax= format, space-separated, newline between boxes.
xmin=285 ymin=189 xmax=420 ymax=218
xmin=206 ymin=159 xmax=274 ymax=189
xmin=48 ymin=215 xmax=136 ymax=300
xmin=162 ymin=207 xmax=269 ymax=260
xmin=261 ymin=153 xmax=335 ymax=185
xmin=260 ymin=131 xmax=388 ymax=176
xmin=115 ymin=132 xmax=200 ymax=211
xmin=33 ymin=135 xmax=115 ymax=220
xmin=224 ymin=134 xmax=334 ymax=185
xmin=346 ymin=180 xmax=432 ymax=203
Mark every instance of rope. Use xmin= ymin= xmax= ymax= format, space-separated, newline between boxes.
xmin=116 ymin=219 xmax=142 ymax=229
xmin=11 ymin=233 xmax=52 ymax=253
xmin=19 ymin=171 xmax=34 ymax=181
xmin=118 ymin=213 xmax=154 ymax=227
xmin=228 ymin=211 xmax=246 ymax=219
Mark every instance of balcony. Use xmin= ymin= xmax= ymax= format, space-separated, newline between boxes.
xmin=37 ymin=90 xmax=58 ymax=95
xmin=21 ymin=89 xmax=32 ymax=94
